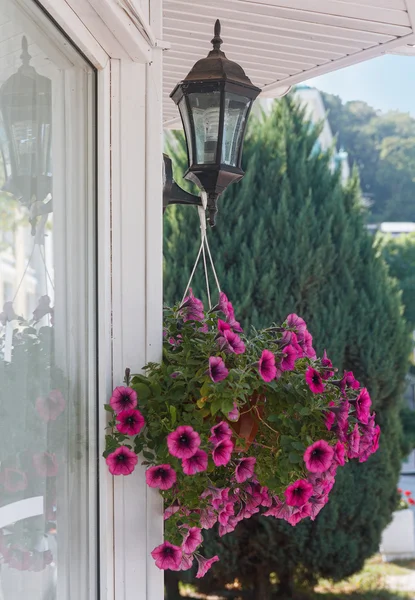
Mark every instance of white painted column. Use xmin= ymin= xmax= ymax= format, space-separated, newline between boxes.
xmin=111 ymin=36 xmax=164 ymax=597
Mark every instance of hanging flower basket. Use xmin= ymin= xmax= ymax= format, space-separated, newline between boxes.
xmin=103 ymin=291 xmax=380 ymax=577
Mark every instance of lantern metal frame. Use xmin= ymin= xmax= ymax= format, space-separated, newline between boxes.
xmin=169 ymin=20 xmax=261 ymax=225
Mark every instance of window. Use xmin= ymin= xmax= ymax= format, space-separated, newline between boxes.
xmin=0 ymin=1 xmax=97 ymax=599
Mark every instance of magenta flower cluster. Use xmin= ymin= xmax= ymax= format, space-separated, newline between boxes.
xmin=104 ymin=290 xmax=381 ymax=577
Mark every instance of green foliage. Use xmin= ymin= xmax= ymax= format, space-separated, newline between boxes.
xmin=163 ymin=96 xmax=410 ymax=597
xmin=321 ymin=92 xmax=415 ymax=222
xmin=381 ymin=232 xmax=415 ymax=329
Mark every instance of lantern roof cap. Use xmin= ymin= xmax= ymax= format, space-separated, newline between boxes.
xmin=180 ymin=20 xmax=261 ymax=92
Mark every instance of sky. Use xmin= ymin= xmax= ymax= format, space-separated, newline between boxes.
xmin=306 ymin=54 xmax=415 ymax=116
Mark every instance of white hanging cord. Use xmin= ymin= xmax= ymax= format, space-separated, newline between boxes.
xmin=181 ymin=191 xmax=222 ymax=308
xmin=198 ymin=194 xmax=212 ymax=310
xmin=181 ymin=242 xmax=203 ymax=306
xmin=205 ymin=235 xmax=221 ymax=295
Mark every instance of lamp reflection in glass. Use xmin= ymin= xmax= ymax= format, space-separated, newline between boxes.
xmin=171 ymin=20 xmax=260 ymax=225
xmin=0 ymin=36 xmax=52 ymax=210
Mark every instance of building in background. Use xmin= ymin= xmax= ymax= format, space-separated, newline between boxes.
xmin=258 ymin=86 xmax=350 ymax=184
xmin=368 ymin=222 xmax=415 ymax=236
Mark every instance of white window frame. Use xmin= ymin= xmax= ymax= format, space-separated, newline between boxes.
xmin=32 ymin=1 xmax=165 ymax=599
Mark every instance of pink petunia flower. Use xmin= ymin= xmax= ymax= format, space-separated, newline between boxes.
xmin=218 ymin=319 xmax=231 ymax=335
xmin=106 ymin=446 xmax=138 ymax=476
xmin=33 ymin=452 xmax=58 ymax=477
xmin=304 ymin=440 xmax=334 ymax=473
xmin=180 ymin=288 xmax=205 ymax=322
xmin=164 ymin=506 xmax=181 ymax=520
xmin=372 ymin=425 xmax=381 ymax=453
xmin=110 ymin=386 xmax=137 ymax=414
xmin=168 ymin=335 xmax=182 ymax=347
xmin=287 ymin=502 xmax=312 ymax=526
xmin=221 ymin=330 xmax=245 ymax=355
xmin=227 ymin=402 xmax=240 ymax=422
xmin=212 ymin=439 xmax=234 ymax=467
xmin=35 ymin=390 xmax=65 ymax=422
xmin=285 ymin=479 xmax=314 ymax=507
xmin=200 ymin=508 xmax=217 ymax=529
xmin=302 ymin=331 xmax=316 ymax=359
xmin=219 ymin=502 xmax=235 ymax=525
xmin=287 ymin=314 xmax=307 ymax=335
xmin=280 ymin=345 xmax=297 ymax=371
xmin=182 ymin=450 xmax=208 ymax=475
xmin=355 ymin=388 xmax=371 ymax=425
xmin=210 ymin=421 xmax=233 ymax=445
xmin=151 ymin=541 xmax=182 ymax=570
xmin=235 ymin=457 xmax=256 ymax=483
xmin=4 ymin=468 xmax=27 ymax=493
xmin=308 ymin=494 xmax=329 ymax=521
xmin=264 ymin=499 xmax=293 ymax=521
xmin=167 ymin=425 xmax=201 ymax=459
xmin=321 ymin=350 xmax=334 ymax=379
xmin=175 ymin=554 xmax=194 ymax=571
xmin=208 ymin=357 xmax=229 ymax=383
xmin=333 ymin=441 xmax=346 ymax=467
xmin=305 ymin=367 xmax=325 ymax=394
xmin=325 ymin=401 xmax=336 ymax=430
xmin=145 ymin=464 xmax=177 ymax=490
xmin=308 ymin=470 xmax=336 ymax=496
xmin=182 ymin=527 xmax=203 ymax=554
xmin=258 ymin=349 xmax=277 ymax=382
xmin=116 ymin=408 xmax=145 ymax=436
xmin=195 ymin=554 xmax=220 ymax=578
xmin=218 ymin=292 xmax=230 ymax=315
xmin=348 ymin=423 xmax=361 ymax=459
xmin=340 ymin=371 xmax=360 ymax=391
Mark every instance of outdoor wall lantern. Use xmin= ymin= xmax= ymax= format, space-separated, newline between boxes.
xmin=168 ymin=19 xmax=261 ymax=225
xmin=0 ymin=36 xmax=52 ymax=209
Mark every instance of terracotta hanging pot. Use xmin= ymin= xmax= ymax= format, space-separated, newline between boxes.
xmin=230 ymin=393 xmax=265 ymax=452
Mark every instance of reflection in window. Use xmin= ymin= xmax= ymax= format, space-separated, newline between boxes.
xmin=0 ymin=2 xmax=96 ymax=599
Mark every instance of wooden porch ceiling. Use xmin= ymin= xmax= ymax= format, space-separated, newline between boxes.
xmin=162 ymin=0 xmax=415 ymax=125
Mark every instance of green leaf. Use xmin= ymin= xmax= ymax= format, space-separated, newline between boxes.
xmin=211 ymin=398 xmax=222 ymax=416
xmin=134 ymin=383 xmax=151 ymax=400
xmin=104 ymin=404 xmax=114 ymax=412
xmin=200 ymin=380 xmax=210 ymax=397
xmin=150 ymin=382 xmax=162 ymax=397
xmin=292 ymin=441 xmax=305 ymax=452
xmin=289 ymin=452 xmax=302 ymax=464
xmin=267 ymin=414 xmax=280 ymax=423
xmin=143 ymin=450 xmax=155 ymax=460
xmin=221 ymin=398 xmax=235 ymax=415
xmin=169 ymin=405 xmax=177 ymax=425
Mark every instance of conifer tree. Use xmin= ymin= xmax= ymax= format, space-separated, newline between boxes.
xmin=163 ymin=96 xmax=410 ymax=598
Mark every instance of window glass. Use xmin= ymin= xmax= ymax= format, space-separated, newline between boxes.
xmin=0 ymin=2 xmax=97 ymax=599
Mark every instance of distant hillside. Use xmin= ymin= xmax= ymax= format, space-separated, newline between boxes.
xmin=321 ymin=91 xmax=415 ymax=223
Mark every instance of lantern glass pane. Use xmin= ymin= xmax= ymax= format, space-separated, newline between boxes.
xmin=221 ymin=92 xmax=251 ymax=167
xmin=188 ymin=91 xmax=221 ymax=164
xmin=178 ymin=97 xmax=194 ymax=165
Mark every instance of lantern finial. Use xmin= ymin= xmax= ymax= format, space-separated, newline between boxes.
xmin=20 ymin=36 xmax=31 ymax=69
xmin=211 ymin=20 xmax=223 ymax=52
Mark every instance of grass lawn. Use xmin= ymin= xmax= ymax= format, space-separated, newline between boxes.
xmin=310 ymin=555 xmax=415 ymax=600
xmin=180 ymin=555 xmax=415 ymax=599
